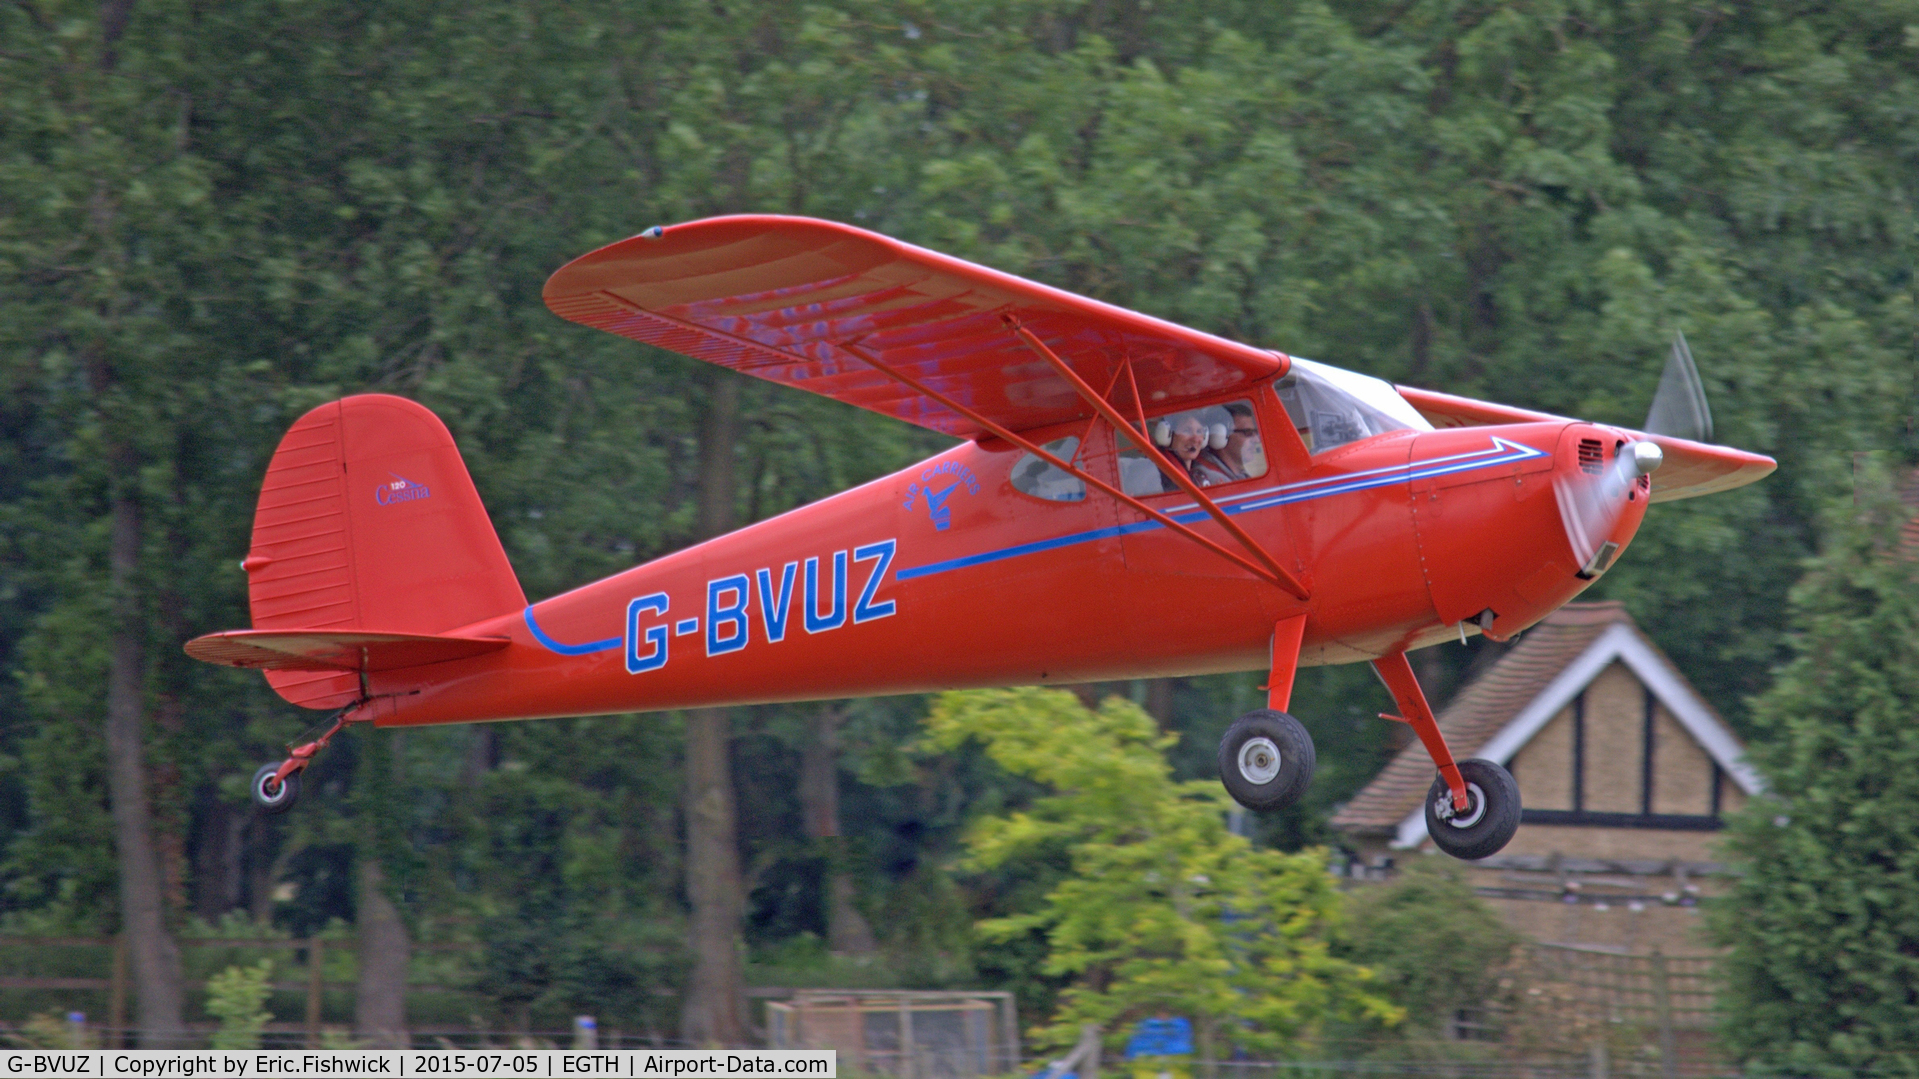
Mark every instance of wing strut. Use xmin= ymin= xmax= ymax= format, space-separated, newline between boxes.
xmin=834 ymin=341 xmax=1298 ymax=591
xmin=1373 ymin=651 xmax=1469 ymax=811
xmin=1006 ymin=319 xmax=1312 ymax=601
xmin=593 ymin=285 xmax=1308 ymax=595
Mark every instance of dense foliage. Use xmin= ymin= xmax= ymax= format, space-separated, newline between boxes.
xmin=924 ymin=688 xmax=1399 ymax=1059
xmin=0 ymin=0 xmax=1912 ymax=1040
xmin=1712 ymin=486 xmax=1919 ymax=1076
xmin=1334 ymin=860 xmax=1520 ymax=1046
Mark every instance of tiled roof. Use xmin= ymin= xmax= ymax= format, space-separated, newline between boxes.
xmin=1329 ymin=602 xmax=1634 ymax=835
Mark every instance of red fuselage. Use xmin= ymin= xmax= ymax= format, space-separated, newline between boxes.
xmin=355 ymin=381 xmax=1644 ymax=729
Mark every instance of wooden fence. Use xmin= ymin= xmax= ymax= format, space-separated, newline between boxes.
xmin=766 ymin=989 xmax=1021 ymax=1078
xmin=2 ymin=934 xmax=1725 ymax=1071
xmin=1511 ymin=943 xmax=1722 ymax=1077
xmin=0 ymin=934 xmax=485 ymax=1046
xmin=1528 ymin=943 xmax=1716 ymax=1030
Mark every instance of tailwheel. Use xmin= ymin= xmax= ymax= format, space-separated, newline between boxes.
xmin=1217 ymin=709 xmax=1316 ymax=811
xmin=250 ymin=706 xmax=358 ymax=816
xmin=1424 ymin=758 xmax=1520 ymax=860
xmin=251 ymin=762 xmax=302 ymax=815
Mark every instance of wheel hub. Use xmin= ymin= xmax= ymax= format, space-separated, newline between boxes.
xmin=1434 ymin=782 xmax=1487 ymax=829
xmin=1237 ymin=737 xmax=1282 ymax=785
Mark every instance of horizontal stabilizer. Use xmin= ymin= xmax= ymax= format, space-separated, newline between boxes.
xmin=185 ymin=629 xmax=511 ymax=673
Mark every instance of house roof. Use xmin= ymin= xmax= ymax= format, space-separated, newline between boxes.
xmin=1329 ymin=601 xmax=1761 ymax=847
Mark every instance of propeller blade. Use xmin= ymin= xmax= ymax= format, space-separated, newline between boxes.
xmin=1554 ymin=441 xmax=1663 ymax=578
xmin=1644 ymin=331 xmax=1714 ymax=442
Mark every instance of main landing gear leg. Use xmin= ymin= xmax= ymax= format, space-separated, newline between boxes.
xmin=250 ymin=707 xmax=360 ymax=815
xmin=1372 ymin=651 xmax=1519 ymax=860
xmin=1218 ymin=615 xmax=1315 ymax=812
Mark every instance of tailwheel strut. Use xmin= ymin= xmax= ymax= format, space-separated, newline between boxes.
xmin=251 ymin=707 xmax=360 ymax=815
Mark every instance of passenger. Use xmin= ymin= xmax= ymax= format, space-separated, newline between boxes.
xmin=1160 ymin=414 xmax=1207 ymax=491
xmin=1190 ymin=406 xmax=1242 ymax=486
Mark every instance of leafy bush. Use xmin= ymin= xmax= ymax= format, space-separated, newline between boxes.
xmin=206 ymin=960 xmax=275 ymax=1050
xmin=1333 ymin=859 xmax=1521 ymax=1044
xmin=925 ymin=688 xmax=1399 ymax=1063
xmin=6 ymin=1011 xmax=92 ymax=1049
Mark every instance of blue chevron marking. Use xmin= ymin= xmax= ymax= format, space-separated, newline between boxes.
xmin=893 ymin=437 xmax=1548 ymax=581
xmin=523 ymin=607 xmax=622 ymax=655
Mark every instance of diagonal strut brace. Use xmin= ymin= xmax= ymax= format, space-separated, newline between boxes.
xmin=834 ymin=341 xmax=1293 ymax=588
xmin=1006 ymin=319 xmax=1311 ymax=601
xmin=592 ymin=287 xmax=1310 ymax=598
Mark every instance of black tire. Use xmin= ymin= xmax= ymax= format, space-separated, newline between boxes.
xmin=1424 ymin=758 xmax=1520 ymax=860
xmin=252 ymin=763 xmax=301 ymax=815
xmin=1217 ymin=709 xmax=1316 ymax=811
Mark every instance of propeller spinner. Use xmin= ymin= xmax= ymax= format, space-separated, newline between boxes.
xmin=1552 ymin=331 xmax=1713 ymax=578
xmin=1555 ymin=437 xmax=1662 ymax=578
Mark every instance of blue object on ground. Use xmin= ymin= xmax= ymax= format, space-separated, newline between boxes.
xmin=1124 ymin=1017 xmax=1193 ymax=1059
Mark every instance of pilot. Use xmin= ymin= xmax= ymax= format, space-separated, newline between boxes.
xmin=1216 ymin=402 xmax=1262 ymax=479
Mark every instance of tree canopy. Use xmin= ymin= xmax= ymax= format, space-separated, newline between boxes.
xmin=924 ymin=688 xmax=1399 ymax=1059
xmin=1712 ymin=484 xmax=1919 ymax=1075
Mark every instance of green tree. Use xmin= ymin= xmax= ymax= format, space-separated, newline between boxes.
xmin=206 ymin=959 xmax=274 ymax=1050
xmin=1334 ymin=860 xmax=1520 ymax=1045
xmin=1712 ymin=485 xmax=1919 ymax=1075
xmin=923 ymin=688 xmax=1398 ymax=1065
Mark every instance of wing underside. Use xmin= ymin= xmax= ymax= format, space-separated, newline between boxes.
xmin=543 ymin=216 xmax=1283 ymax=439
xmin=542 ymin=216 xmax=1772 ymax=501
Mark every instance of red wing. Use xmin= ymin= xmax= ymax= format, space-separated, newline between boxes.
xmin=1395 ymin=385 xmax=1572 ymax=430
xmin=1397 ymin=385 xmax=1776 ymax=503
xmin=1639 ymin=433 xmax=1777 ymax=503
xmin=543 ymin=216 xmax=1282 ymax=438
xmin=185 ymin=630 xmax=510 ymax=672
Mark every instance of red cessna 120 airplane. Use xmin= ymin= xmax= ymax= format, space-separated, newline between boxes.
xmin=186 ymin=215 xmax=1774 ymax=860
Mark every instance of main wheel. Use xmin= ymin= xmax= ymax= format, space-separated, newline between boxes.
xmin=1217 ymin=709 xmax=1315 ymax=810
xmin=252 ymin=763 xmax=302 ymax=815
xmin=1423 ymin=758 xmax=1519 ymax=860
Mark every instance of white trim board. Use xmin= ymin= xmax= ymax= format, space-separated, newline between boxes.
xmin=1392 ymin=621 xmax=1764 ymax=849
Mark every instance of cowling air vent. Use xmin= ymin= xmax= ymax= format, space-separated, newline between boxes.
xmin=1577 ymin=439 xmax=1604 ymax=475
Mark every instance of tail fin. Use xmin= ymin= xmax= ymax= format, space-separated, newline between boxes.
xmin=237 ymin=394 xmax=525 ymax=708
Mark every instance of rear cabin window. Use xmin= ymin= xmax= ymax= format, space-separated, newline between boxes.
xmin=1118 ymin=399 xmax=1268 ymax=496
xmin=1010 ymin=437 xmax=1086 ymax=501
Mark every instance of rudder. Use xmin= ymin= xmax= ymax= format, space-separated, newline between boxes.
xmin=242 ymin=395 xmax=525 ymax=708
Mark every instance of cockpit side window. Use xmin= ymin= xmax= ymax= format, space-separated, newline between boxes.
xmin=1116 ymin=399 xmax=1268 ymax=495
xmin=1273 ymin=357 xmax=1433 ymax=455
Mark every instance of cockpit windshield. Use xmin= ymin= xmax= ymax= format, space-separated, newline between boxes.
xmin=1274 ymin=356 xmax=1432 ymax=455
